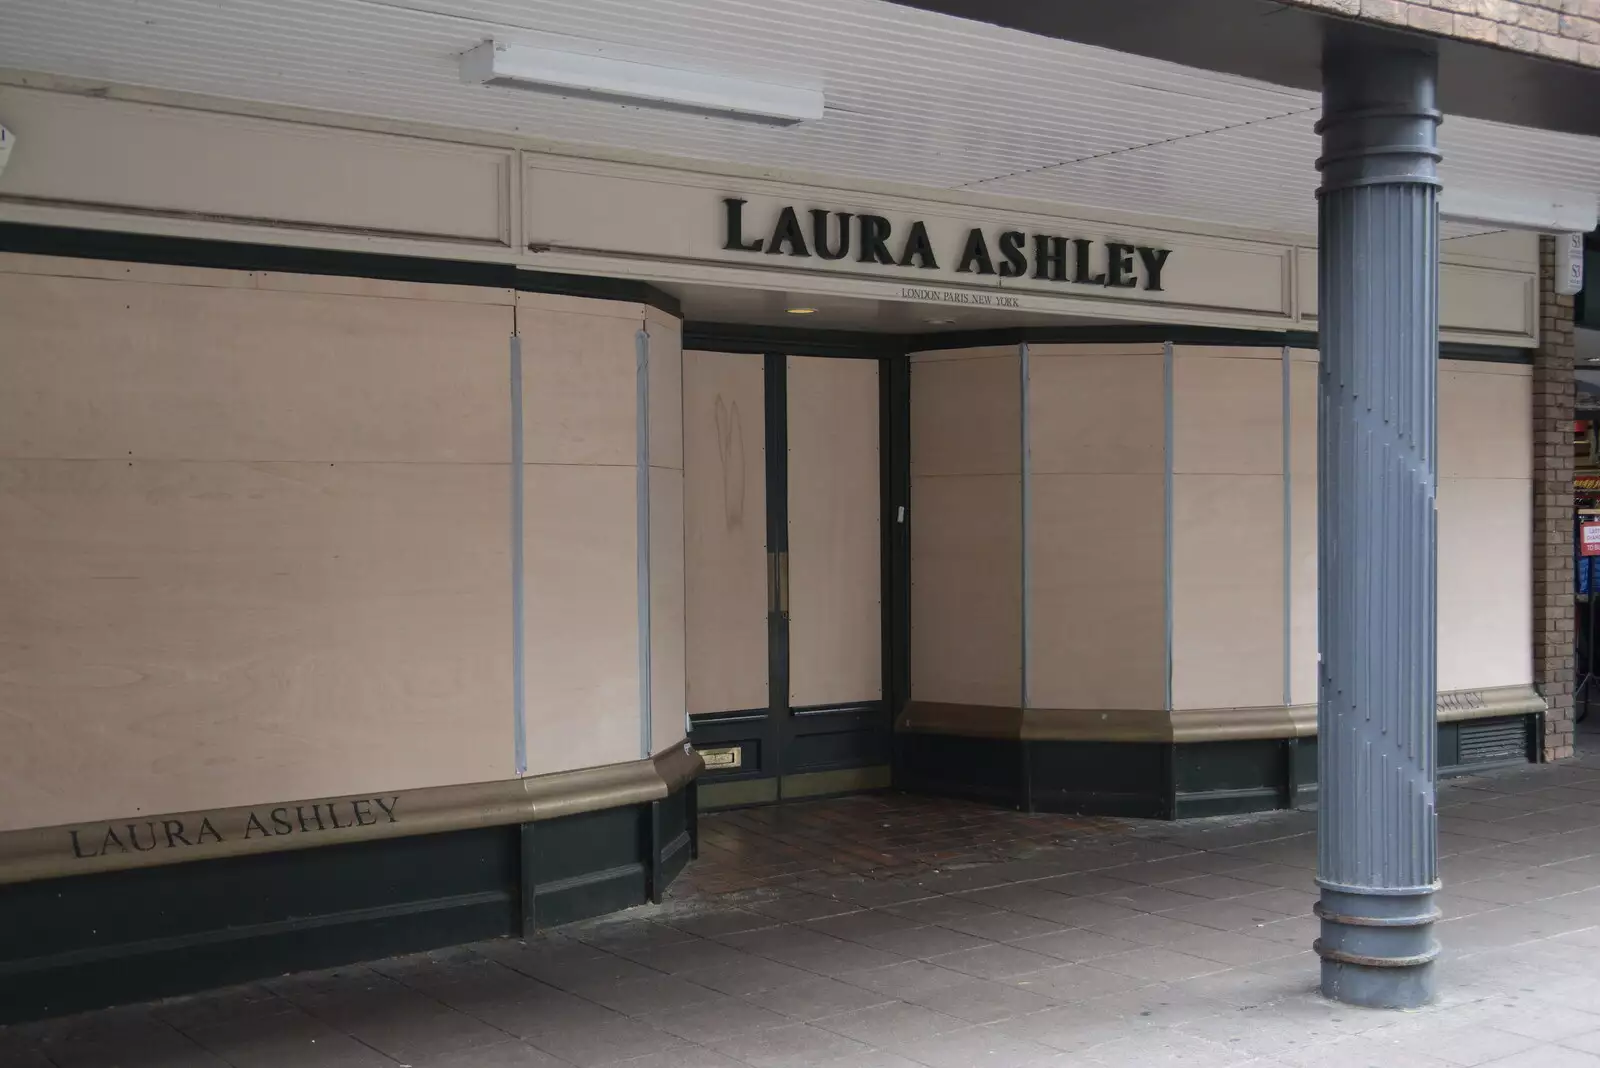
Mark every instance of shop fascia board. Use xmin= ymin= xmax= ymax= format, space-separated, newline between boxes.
xmin=0 ymin=72 xmax=1546 ymax=340
xmin=0 ymin=70 xmax=1314 ymax=252
xmin=0 ymin=69 xmax=1310 ymax=250
xmin=7 ymin=69 xmax=1571 ymax=261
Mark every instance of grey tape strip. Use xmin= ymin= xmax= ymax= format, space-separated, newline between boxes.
xmin=1163 ymin=340 xmax=1175 ymax=713
xmin=510 ymin=334 xmax=527 ymax=776
xmin=1282 ymin=345 xmax=1293 ymax=708
xmin=636 ymin=327 xmax=653 ymax=759
xmin=1019 ymin=342 xmax=1032 ymax=711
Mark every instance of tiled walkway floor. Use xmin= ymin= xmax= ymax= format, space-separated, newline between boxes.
xmin=13 ymin=740 xmax=1600 ymax=1067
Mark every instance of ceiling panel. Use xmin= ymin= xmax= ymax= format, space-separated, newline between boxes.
xmin=0 ymin=0 xmax=1595 ymax=235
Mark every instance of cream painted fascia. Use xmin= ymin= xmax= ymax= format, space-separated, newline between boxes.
xmin=0 ymin=69 xmax=1307 ymax=250
xmin=0 ymin=71 xmax=1541 ymax=343
xmin=1 ymin=68 xmax=1545 ymax=267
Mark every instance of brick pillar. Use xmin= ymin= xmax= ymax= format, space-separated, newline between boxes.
xmin=1534 ymin=235 xmax=1578 ymax=762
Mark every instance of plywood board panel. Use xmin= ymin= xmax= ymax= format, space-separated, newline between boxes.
xmin=1027 ymin=344 xmax=1166 ymax=358
xmin=0 ymin=252 xmax=518 ymax=306
xmin=0 ymin=459 xmax=513 ymax=832
xmin=909 ymin=347 xmax=1027 ymax=364
xmin=1028 ymin=474 xmax=1165 ymax=710
xmin=0 ymin=270 xmax=513 ymax=464
xmin=910 ymin=474 xmax=1021 ymax=708
xmin=787 ymin=357 xmax=882 ymax=708
xmin=682 ymin=351 xmax=769 ymax=716
xmin=1289 ymin=352 xmax=1318 ymax=477
xmin=1171 ymin=474 xmax=1285 ymax=710
xmin=1288 ymin=355 xmax=1318 ymax=707
xmin=1439 ymin=364 xmax=1533 ymax=480
xmin=649 ymin=321 xmax=685 ymax=473
xmin=651 ymin=466 xmax=688 ymax=754
xmin=910 ymin=351 xmax=1020 ymax=478
xmin=522 ymin=464 xmax=640 ymax=777
xmin=1289 ymin=475 xmax=1319 ymax=708
xmin=1438 ymin=477 xmax=1533 ymax=691
xmin=1029 ymin=352 xmax=1164 ymax=476
xmin=1175 ymin=346 xmax=1284 ymax=361
xmin=1173 ymin=352 xmax=1283 ymax=475
xmin=519 ymin=306 xmax=640 ymax=468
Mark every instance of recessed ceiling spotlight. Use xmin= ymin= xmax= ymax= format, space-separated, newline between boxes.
xmin=786 ymin=307 xmax=818 ymax=315
xmin=460 ymin=41 xmax=824 ymax=125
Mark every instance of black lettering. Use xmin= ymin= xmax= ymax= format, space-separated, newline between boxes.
xmin=297 ymin=805 xmax=326 ymax=833
xmin=352 ymin=799 xmax=378 ymax=826
xmin=722 ymin=197 xmax=762 ymax=252
xmin=244 ymin=812 xmax=273 ymax=839
xmin=810 ymin=209 xmax=851 ymax=260
xmin=1032 ymin=235 xmax=1069 ymax=281
xmin=100 ymin=827 xmax=127 ymax=854
xmin=270 ymin=808 xmax=294 ymax=835
xmin=897 ymin=221 xmax=939 ymax=270
xmin=998 ymin=231 xmax=1028 ymax=278
xmin=327 ymin=803 xmax=350 ymax=830
xmin=856 ymin=215 xmax=895 ymax=265
xmin=196 ymin=817 xmax=222 ymax=844
xmin=1137 ymin=246 xmax=1172 ymax=292
xmin=69 ymin=829 xmax=98 ymax=859
xmin=765 ymin=206 xmax=810 ymax=257
xmin=955 ymin=228 xmax=995 ymax=275
xmin=375 ymin=796 xmax=400 ymax=823
xmin=161 ymin=819 xmax=190 ymax=848
xmin=1073 ymin=239 xmax=1106 ymax=285
xmin=126 ymin=822 xmax=158 ymax=852
xmin=1106 ymin=242 xmax=1138 ymax=288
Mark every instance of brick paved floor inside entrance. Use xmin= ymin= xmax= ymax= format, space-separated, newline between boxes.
xmin=12 ymin=735 xmax=1600 ymax=1068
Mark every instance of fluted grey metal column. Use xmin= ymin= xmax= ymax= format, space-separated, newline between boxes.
xmin=1313 ymin=32 xmax=1442 ymax=1010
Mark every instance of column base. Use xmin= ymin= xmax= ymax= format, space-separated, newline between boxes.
xmin=1320 ymin=959 xmax=1436 ymax=1010
xmin=1314 ymin=887 xmax=1440 ymax=1009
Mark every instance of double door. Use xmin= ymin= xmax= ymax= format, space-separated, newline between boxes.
xmin=684 ymin=350 xmax=889 ymax=806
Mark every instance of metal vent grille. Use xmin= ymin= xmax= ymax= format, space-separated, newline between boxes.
xmin=1458 ymin=717 xmax=1528 ymax=765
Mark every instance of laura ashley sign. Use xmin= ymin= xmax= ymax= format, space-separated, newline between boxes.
xmin=722 ymin=197 xmax=1173 ymax=292
xmin=66 ymin=795 xmax=400 ymax=860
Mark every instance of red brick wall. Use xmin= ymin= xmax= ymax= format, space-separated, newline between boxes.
xmin=1534 ymin=235 xmax=1578 ymax=761
xmin=1286 ymin=0 xmax=1600 ymax=66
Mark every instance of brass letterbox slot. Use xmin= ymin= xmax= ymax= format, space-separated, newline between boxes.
xmin=697 ymin=746 xmax=743 ymax=770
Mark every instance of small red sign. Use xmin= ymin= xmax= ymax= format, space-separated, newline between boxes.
xmin=1582 ymin=523 xmax=1600 ymax=556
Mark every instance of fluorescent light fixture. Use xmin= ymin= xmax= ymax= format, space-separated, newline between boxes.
xmin=786 ymin=307 xmax=818 ymax=315
xmin=461 ymin=41 xmax=823 ymax=126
